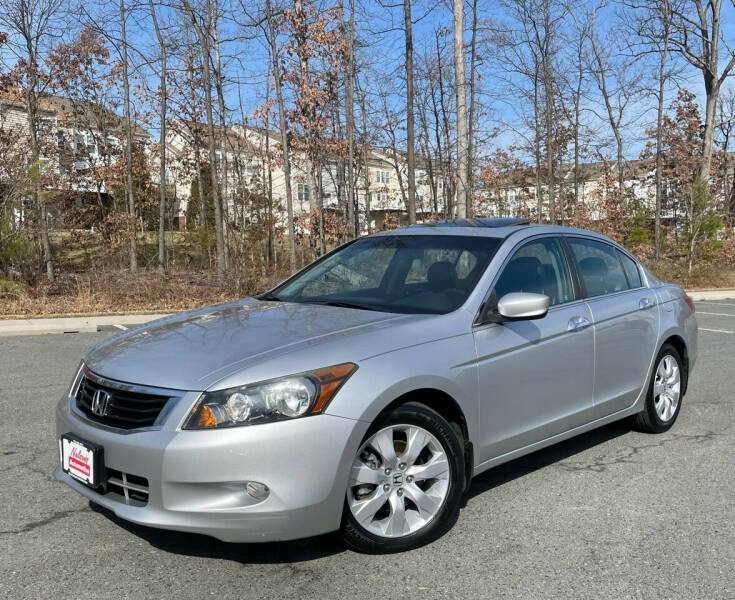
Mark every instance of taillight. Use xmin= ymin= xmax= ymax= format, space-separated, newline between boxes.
xmin=684 ymin=294 xmax=695 ymax=312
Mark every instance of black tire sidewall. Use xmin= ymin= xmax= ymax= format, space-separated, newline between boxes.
xmin=645 ymin=344 xmax=684 ymax=432
xmin=341 ymin=402 xmax=466 ymax=553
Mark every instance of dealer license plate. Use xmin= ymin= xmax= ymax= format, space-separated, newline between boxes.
xmin=60 ymin=435 xmax=103 ymax=487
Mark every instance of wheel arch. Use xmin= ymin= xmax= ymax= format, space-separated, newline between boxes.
xmin=660 ymin=334 xmax=689 ymax=394
xmin=373 ymin=388 xmax=474 ymax=491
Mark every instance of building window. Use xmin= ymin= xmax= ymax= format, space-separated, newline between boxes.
xmin=376 ymin=170 xmax=390 ymax=185
xmin=38 ymin=118 xmax=53 ymax=133
xmin=298 ymin=183 xmax=310 ymax=207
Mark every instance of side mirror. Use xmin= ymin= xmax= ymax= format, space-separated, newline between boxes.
xmin=496 ymin=292 xmax=549 ymax=321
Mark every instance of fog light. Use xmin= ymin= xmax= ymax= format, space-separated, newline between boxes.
xmin=246 ymin=481 xmax=270 ymax=501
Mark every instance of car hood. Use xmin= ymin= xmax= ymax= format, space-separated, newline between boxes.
xmin=84 ymin=299 xmax=405 ymax=391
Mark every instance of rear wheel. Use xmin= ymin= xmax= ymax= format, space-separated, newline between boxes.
xmin=633 ymin=344 xmax=684 ymax=433
xmin=340 ymin=402 xmax=465 ymax=553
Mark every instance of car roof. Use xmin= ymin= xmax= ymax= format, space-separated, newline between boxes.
xmin=370 ymin=221 xmax=620 ymax=245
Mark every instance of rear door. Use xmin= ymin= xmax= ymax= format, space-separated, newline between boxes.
xmin=473 ymin=236 xmax=596 ymax=463
xmin=565 ymin=236 xmax=660 ymax=417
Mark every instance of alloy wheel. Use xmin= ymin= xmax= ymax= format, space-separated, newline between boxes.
xmin=347 ymin=424 xmax=451 ymax=538
xmin=653 ymin=354 xmax=681 ymax=422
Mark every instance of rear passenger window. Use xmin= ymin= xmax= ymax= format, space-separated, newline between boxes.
xmin=494 ymin=238 xmax=573 ymax=306
xmin=617 ymin=251 xmax=642 ymax=288
xmin=568 ymin=238 xmax=629 ymax=297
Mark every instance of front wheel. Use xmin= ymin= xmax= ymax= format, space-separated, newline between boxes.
xmin=340 ymin=402 xmax=465 ymax=553
xmin=633 ymin=344 xmax=684 ymax=433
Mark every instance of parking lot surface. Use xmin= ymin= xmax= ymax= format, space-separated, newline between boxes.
xmin=1 ymin=301 xmax=733 ymax=599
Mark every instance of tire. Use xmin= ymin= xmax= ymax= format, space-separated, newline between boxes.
xmin=340 ymin=401 xmax=465 ymax=553
xmin=633 ymin=343 xmax=684 ymax=434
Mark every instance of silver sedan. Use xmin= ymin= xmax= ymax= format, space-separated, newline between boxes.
xmin=55 ymin=220 xmax=698 ymax=553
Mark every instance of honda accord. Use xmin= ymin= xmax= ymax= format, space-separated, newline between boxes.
xmin=56 ymin=219 xmax=698 ymax=553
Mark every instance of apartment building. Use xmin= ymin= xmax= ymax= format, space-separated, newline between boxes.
xmin=0 ymin=88 xmax=149 ymax=225
xmin=165 ymin=121 xmax=452 ymax=232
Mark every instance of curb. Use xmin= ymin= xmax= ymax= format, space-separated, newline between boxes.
xmin=0 ymin=314 xmax=170 ymax=337
xmin=687 ymin=290 xmax=735 ymax=301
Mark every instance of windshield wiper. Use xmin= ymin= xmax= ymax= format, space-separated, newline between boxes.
xmin=307 ymin=300 xmax=383 ymax=312
xmin=258 ymin=292 xmax=283 ymax=302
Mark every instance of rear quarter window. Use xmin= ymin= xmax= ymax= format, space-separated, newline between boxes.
xmin=617 ymin=251 xmax=643 ymax=288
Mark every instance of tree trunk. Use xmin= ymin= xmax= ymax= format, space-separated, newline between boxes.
xmin=701 ymin=79 xmax=718 ymax=181
xmin=542 ymin=2 xmax=555 ymax=223
xmin=467 ymin=0 xmax=478 ymax=212
xmin=212 ymin=6 xmax=229 ymax=269
xmin=533 ymin=60 xmax=542 ymax=222
xmin=654 ymin=22 xmax=669 ymax=259
xmin=573 ymin=43 xmax=582 ymax=220
xmin=23 ymin=56 xmax=54 ymax=283
xmin=181 ymin=0 xmax=224 ymax=278
xmin=343 ymin=0 xmax=357 ymax=237
xmin=265 ymin=0 xmax=296 ymax=271
xmin=453 ymin=0 xmax=469 ymax=218
xmin=149 ymin=0 xmax=167 ymax=275
xmin=120 ymin=0 xmax=138 ymax=272
xmin=403 ymin=0 xmax=417 ymax=224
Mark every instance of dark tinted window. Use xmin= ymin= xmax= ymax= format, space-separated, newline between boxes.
xmin=568 ymin=238 xmax=628 ymax=297
xmin=273 ymin=235 xmax=501 ymax=314
xmin=617 ymin=251 xmax=642 ymax=288
xmin=494 ymin=238 xmax=573 ymax=306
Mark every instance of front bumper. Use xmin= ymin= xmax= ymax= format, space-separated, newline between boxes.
xmin=55 ymin=394 xmax=368 ymax=542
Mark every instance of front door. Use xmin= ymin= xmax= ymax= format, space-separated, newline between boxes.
xmin=473 ymin=236 xmax=596 ymax=463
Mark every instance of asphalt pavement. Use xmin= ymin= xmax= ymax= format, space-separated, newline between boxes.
xmin=1 ymin=301 xmax=733 ymax=599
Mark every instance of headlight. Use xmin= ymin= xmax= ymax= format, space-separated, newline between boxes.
xmin=183 ymin=363 xmax=358 ymax=429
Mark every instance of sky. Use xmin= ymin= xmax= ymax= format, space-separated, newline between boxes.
xmin=2 ymin=0 xmax=735 ymax=166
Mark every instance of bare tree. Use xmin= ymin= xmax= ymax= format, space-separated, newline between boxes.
xmin=589 ymin=11 xmax=639 ymax=200
xmin=403 ymin=0 xmax=417 ymax=223
xmin=670 ymin=0 xmax=735 ymax=181
xmin=211 ymin=0 xmax=229 ymax=268
xmin=716 ymin=86 xmax=735 ymax=215
xmin=467 ymin=0 xmax=479 ymax=207
xmin=179 ymin=0 xmax=225 ymax=278
xmin=148 ymin=0 xmax=168 ymax=275
xmin=119 ymin=0 xmax=138 ymax=272
xmin=453 ymin=0 xmax=469 ymax=218
xmin=624 ymin=0 xmax=678 ymax=258
xmin=264 ymin=0 xmax=296 ymax=271
xmin=0 ymin=0 xmax=63 ymax=283
xmin=342 ymin=0 xmax=357 ymax=236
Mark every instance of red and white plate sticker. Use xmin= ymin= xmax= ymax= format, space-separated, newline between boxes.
xmin=61 ymin=438 xmax=95 ymax=486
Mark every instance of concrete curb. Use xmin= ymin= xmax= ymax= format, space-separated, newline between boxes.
xmin=687 ymin=290 xmax=735 ymax=301
xmin=0 ymin=314 xmax=170 ymax=337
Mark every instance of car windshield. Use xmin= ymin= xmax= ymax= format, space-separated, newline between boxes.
xmin=267 ymin=235 xmax=502 ymax=314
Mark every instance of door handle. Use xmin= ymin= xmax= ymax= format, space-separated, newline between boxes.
xmin=639 ymin=298 xmax=655 ymax=310
xmin=568 ymin=316 xmax=591 ymax=331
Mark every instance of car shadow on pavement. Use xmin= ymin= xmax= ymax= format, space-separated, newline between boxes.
xmin=464 ymin=420 xmax=632 ymax=504
xmin=89 ymin=420 xmax=632 ymax=562
xmin=88 ymin=502 xmax=346 ymax=564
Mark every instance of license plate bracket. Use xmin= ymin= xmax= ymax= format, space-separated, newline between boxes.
xmin=60 ymin=434 xmax=105 ymax=489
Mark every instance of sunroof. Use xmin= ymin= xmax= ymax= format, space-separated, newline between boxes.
xmin=413 ymin=217 xmax=530 ymax=228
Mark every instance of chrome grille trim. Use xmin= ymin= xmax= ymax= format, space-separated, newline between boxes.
xmin=71 ymin=365 xmax=185 ymax=432
xmin=105 ymin=469 xmax=150 ymax=506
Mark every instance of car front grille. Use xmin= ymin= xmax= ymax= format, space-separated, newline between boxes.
xmin=105 ymin=468 xmax=149 ymax=506
xmin=75 ymin=373 xmax=174 ymax=430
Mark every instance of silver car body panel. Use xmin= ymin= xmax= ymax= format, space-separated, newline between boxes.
xmin=55 ymin=224 xmax=698 ymax=542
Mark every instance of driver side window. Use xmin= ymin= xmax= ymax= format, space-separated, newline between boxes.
xmin=494 ymin=238 xmax=573 ymax=307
